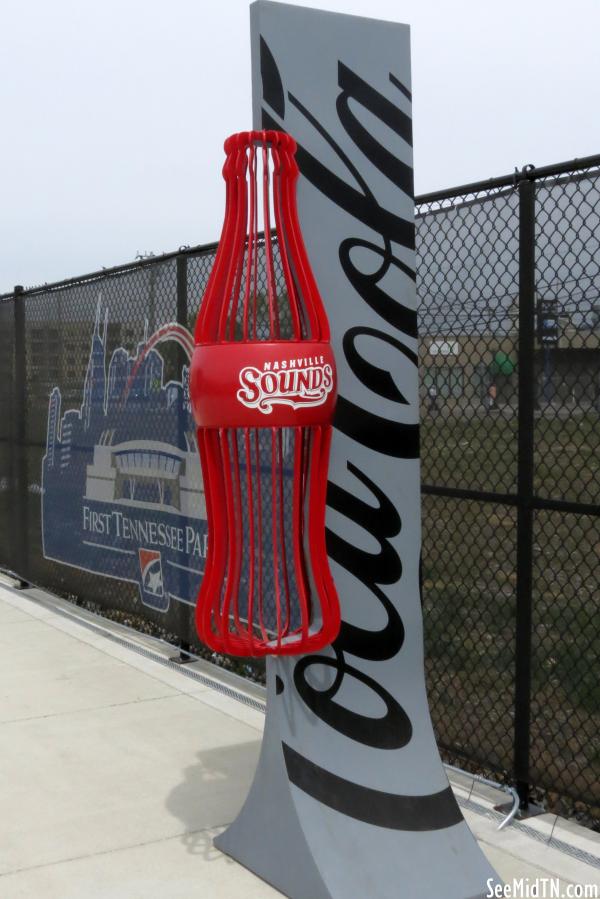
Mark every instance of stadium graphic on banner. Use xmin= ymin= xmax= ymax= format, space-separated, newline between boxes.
xmin=41 ymin=300 xmax=207 ymax=611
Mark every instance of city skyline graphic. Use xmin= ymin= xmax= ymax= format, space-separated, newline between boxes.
xmin=42 ymin=299 xmax=207 ymax=612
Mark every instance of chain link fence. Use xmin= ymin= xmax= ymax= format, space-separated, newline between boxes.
xmin=417 ymin=155 xmax=600 ymax=828
xmin=1 ymin=154 xmax=599 ymax=827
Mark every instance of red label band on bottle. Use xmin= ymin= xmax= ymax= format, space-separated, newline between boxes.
xmin=191 ymin=342 xmax=337 ymax=428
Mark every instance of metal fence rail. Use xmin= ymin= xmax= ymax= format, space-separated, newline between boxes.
xmin=1 ymin=152 xmax=599 ymax=827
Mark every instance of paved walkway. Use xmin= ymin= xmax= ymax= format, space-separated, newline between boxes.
xmin=0 ymin=578 xmax=598 ymax=898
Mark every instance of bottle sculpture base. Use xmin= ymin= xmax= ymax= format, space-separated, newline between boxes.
xmin=215 ymin=658 xmax=500 ymax=899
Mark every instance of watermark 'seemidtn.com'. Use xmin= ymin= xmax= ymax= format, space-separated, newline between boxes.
xmin=487 ymin=880 xmax=599 ymax=898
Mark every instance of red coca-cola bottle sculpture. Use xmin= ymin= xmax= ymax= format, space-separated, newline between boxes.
xmin=190 ymin=130 xmax=341 ymax=656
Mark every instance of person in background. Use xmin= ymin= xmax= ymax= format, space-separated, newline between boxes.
xmin=428 ymin=382 xmax=438 ymax=413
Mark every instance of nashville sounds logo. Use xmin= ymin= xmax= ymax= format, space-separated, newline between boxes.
xmin=237 ymin=355 xmax=334 ymax=414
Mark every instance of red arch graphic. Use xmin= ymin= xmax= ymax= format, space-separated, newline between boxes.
xmin=123 ymin=322 xmax=194 ymax=402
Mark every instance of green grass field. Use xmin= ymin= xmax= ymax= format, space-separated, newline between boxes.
xmin=420 ymin=410 xmax=600 ymax=821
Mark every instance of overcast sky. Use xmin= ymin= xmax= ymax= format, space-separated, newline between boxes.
xmin=1 ymin=0 xmax=599 ymax=292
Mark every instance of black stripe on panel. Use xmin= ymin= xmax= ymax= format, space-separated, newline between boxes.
xmin=282 ymin=742 xmax=464 ymax=831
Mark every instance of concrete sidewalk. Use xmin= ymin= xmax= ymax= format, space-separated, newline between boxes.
xmin=0 ymin=578 xmax=598 ymax=898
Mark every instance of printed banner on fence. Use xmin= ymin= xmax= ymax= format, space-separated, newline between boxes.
xmin=41 ymin=300 xmax=206 ymax=612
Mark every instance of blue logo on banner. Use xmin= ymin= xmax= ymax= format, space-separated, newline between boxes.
xmin=139 ymin=548 xmax=164 ymax=598
xmin=41 ymin=300 xmax=206 ymax=612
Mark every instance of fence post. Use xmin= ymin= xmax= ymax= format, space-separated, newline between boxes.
xmin=514 ymin=173 xmax=536 ymax=808
xmin=172 ymin=253 xmax=192 ymax=663
xmin=13 ymin=285 xmax=29 ymax=586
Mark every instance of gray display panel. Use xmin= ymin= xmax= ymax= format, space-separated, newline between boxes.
xmin=215 ymin=5 xmax=501 ymax=897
